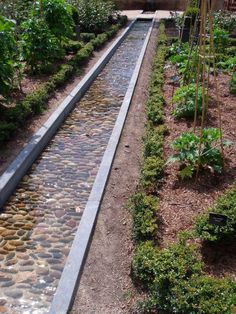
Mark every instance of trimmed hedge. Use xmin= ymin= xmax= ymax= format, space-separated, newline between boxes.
xmin=195 ymin=185 xmax=236 ymax=242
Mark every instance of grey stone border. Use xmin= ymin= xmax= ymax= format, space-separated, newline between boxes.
xmin=49 ymin=16 xmax=155 ymax=314
xmin=0 ymin=20 xmax=136 ymax=209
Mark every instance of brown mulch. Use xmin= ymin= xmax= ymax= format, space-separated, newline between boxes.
xmin=158 ymin=64 xmax=236 ymax=278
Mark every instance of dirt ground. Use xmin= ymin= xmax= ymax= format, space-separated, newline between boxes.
xmin=70 ymin=24 xmax=159 ymax=314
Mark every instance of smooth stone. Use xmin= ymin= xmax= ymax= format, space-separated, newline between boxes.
xmin=19 ymin=260 xmax=34 ymax=266
xmin=9 ymin=240 xmax=24 ymax=247
xmin=51 ymin=265 xmax=64 ymax=272
xmin=43 ymin=276 xmax=54 ymax=284
xmin=50 ymin=271 xmax=61 ymax=279
xmin=0 ymin=300 xmax=7 ymax=306
xmin=5 ymin=259 xmax=17 ymax=267
xmin=19 ymin=266 xmax=34 ymax=272
xmin=0 ymin=280 xmax=15 ymax=288
xmin=1 ymin=230 xmax=15 ymax=237
xmin=47 ymin=259 xmax=61 ymax=265
xmin=36 ymin=267 xmax=49 ymax=276
xmin=0 ymin=275 xmax=12 ymax=282
xmin=5 ymin=290 xmax=23 ymax=299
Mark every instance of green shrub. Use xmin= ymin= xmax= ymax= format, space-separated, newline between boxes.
xmin=0 ymin=15 xmax=16 ymax=97
xmin=140 ymin=275 xmax=236 ymax=314
xmin=91 ymin=33 xmax=108 ymax=49
xmin=77 ymin=0 xmax=116 ymax=33
xmin=64 ymin=39 xmax=83 ymax=53
xmin=21 ymin=17 xmax=64 ymax=73
xmin=0 ymin=121 xmax=17 ymax=143
xmin=132 ymin=241 xmax=158 ymax=286
xmin=169 ymin=128 xmax=226 ymax=178
xmin=195 ymin=185 xmax=236 ymax=242
xmin=146 ymin=96 xmax=164 ymax=125
xmin=128 ymin=193 xmax=158 ymax=241
xmin=141 ymin=156 xmax=164 ymax=191
xmin=40 ymin=0 xmax=74 ymax=40
xmin=74 ymin=42 xmax=94 ymax=65
xmin=49 ymin=64 xmax=74 ymax=88
xmin=80 ymin=32 xmax=96 ymax=43
xmin=144 ymin=128 xmax=164 ymax=158
xmin=230 ymin=72 xmax=236 ymax=94
xmin=214 ymin=28 xmax=229 ymax=54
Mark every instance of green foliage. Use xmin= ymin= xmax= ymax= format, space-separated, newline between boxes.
xmin=77 ymin=0 xmax=116 ymax=33
xmin=214 ymin=10 xmax=236 ymax=33
xmin=39 ymin=0 xmax=74 ymax=40
xmin=144 ymin=128 xmax=164 ymax=158
xmin=217 ymin=56 xmax=236 ymax=71
xmin=172 ymin=83 xmax=204 ymax=119
xmin=21 ymin=17 xmax=64 ymax=73
xmin=0 ymin=15 xmax=16 ymax=97
xmin=230 ymin=72 xmax=236 ymax=94
xmin=134 ymin=240 xmax=236 ymax=313
xmin=91 ymin=33 xmax=108 ymax=49
xmin=80 ymin=32 xmax=96 ymax=43
xmin=128 ymin=193 xmax=158 ymax=241
xmin=141 ymin=156 xmax=164 ymax=191
xmin=195 ymin=185 xmax=236 ymax=242
xmin=0 ymin=0 xmax=32 ymax=24
xmin=74 ymin=42 xmax=94 ymax=65
xmin=0 ymin=121 xmax=17 ymax=142
xmin=132 ymin=241 xmax=158 ymax=285
xmin=169 ymin=128 xmax=225 ymax=178
xmin=214 ymin=28 xmax=230 ymax=54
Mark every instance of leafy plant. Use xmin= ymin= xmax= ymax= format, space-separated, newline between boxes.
xmin=169 ymin=128 xmax=226 ymax=178
xmin=0 ymin=15 xmax=17 ymax=98
xmin=128 ymin=193 xmax=158 ymax=241
xmin=214 ymin=10 xmax=236 ymax=33
xmin=77 ymin=0 xmax=116 ymax=33
xmin=21 ymin=16 xmax=64 ymax=73
xmin=214 ymin=27 xmax=229 ymax=54
xmin=172 ymin=83 xmax=204 ymax=119
xmin=39 ymin=0 xmax=74 ymax=40
xmin=195 ymin=185 xmax=236 ymax=242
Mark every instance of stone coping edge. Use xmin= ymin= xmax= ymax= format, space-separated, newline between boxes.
xmin=0 ymin=20 xmax=136 ymax=210
xmin=49 ymin=16 xmax=155 ymax=314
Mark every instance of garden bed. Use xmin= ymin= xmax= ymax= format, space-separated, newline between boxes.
xmin=130 ymin=16 xmax=236 ymax=313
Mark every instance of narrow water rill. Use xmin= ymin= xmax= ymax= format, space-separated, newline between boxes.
xmin=0 ymin=20 xmax=152 ymax=313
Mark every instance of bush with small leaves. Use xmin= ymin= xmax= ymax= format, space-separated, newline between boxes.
xmin=195 ymin=185 xmax=236 ymax=242
xmin=128 ymin=193 xmax=158 ymax=241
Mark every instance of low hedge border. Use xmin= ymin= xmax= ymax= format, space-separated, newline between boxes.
xmin=128 ymin=22 xmax=167 ymax=243
xmin=0 ymin=17 xmax=127 ymax=144
xmin=130 ymin=22 xmax=236 ymax=314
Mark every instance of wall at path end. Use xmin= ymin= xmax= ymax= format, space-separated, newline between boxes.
xmin=115 ymin=0 xmax=224 ymax=11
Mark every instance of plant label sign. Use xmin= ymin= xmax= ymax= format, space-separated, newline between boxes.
xmin=209 ymin=213 xmax=228 ymax=226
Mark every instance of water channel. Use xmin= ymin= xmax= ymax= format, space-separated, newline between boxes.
xmin=0 ymin=20 xmax=152 ymax=313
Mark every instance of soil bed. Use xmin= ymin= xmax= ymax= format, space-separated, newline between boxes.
xmin=159 ymin=64 xmax=236 ymax=278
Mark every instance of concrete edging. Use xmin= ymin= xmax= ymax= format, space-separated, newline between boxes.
xmin=0 ymin=20 xmax=136 ymax=209
xmin=49 ymin=16 xmax=155 ymax=314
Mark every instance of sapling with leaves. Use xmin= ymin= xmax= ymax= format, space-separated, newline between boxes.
xmin=168 ymin=128 xmax=231 ymax=179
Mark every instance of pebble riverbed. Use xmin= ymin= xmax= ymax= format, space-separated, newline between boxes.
xmin=0 ymin=21 xmax=152 ymax=313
